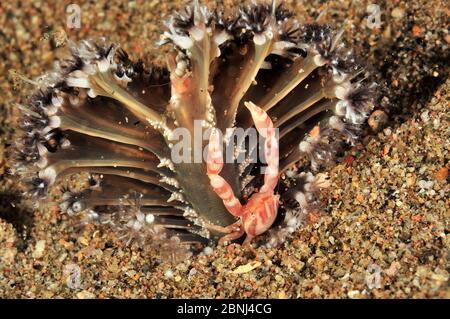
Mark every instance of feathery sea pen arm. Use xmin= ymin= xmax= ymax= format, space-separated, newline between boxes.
xmin=215 ymin=36 xmax=273 ymax=131
xmin=259 ymin=53 xmax=326 ymax=112
xmin=88 ymin=71 xmax=168 ymax=131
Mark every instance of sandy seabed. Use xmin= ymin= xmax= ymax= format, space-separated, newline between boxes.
xmin=0 ymin=0 xmax=448 ymax=298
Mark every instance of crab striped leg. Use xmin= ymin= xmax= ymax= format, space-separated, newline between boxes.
xmin=206 ymin=129 xmax=243 ymax=217
xmin=244 ymin=102 xmax=279 ymax=193
xmin=261 ymin=127 xmax=279 ymax=193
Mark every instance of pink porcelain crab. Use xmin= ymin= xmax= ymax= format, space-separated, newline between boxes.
xmin=206 ymin=101 xmax=280 ymax=245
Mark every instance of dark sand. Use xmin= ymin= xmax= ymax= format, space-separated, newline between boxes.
xmin=0 ymin=0 xmax=448 ymax=298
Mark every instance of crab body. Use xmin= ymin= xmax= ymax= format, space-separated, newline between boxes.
xmin=241 ymin=192 xmax=280 ymax=239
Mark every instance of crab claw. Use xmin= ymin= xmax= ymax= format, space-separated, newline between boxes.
xmin=206 ymin=128 xmax=223 ymax=175
xmin=244 ymin=101 xmax=274 ymax=138
xmin=206 ymin=128 xmax=243 ymax=217
xmin=244 ymin=101 xmax=279 ymax=193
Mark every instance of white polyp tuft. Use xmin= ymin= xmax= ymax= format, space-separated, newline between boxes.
xmin=299 ymin=141 xmax=312 ymax=153
xmin=213 ymin=31 xmax=229 ymax=46
xmin=285 ymin=169 xmax=296 ymax=178
xmin=51 ymin=95 xmax=63 ymax=107
xmin=36 ymin=156 xmax=48 ymax=169
xmin=157 ymin=157 xmax=175 ymax=171
xmin=60 ymin=138 xmax=71 ymax=149
xmin=167 ymin=192 xmax=184 ymax=203
xmin=87 ymin=210 xmax=99 ymax=221
xmin=313 ymin=54 xmax=327 ymax=67
xmin=202 ymin=246 xmax=213 ymax=255
xmin=175 ymin=60 xmax=188 ymax=77
xmin=334 ymin=82 xmax=352 ymax=100
xmin=253 ymin=33 xmax=267 ymax=46
xmin=314 ymin=173 xmax=331 ymax=189
xmin=136 ymin=211 xmax=145 ymax=224
xmin=36 ymin=143 xmax=48 ymax=157
xmin=44 ymin=104 xmax=59 ymax=116
xmin=332 ymin=70 xmax=348 ymax=84
xmin=62 ymin=191 xmax=72 ymax=201
xmin=59 ymin=201 xmax=69 ymax=212
xmin=304 ymin=183 xmax=312 ymax=192
xmin=39 ymin=166 xmax=57 ymax=185
xmin=82 ymin=64 xmax=97 ymax=75
xmin=131 ymin=219 xmax=143 ymax=231
xmin=335 ymin=100 xmax=348 ymax=116
xmin=66 ymin=77 xmax=90 ymax=89
xmin=48 ymin=116 xmax=61 ymax=129
xmin=97 ymin=59 xmax=111 ymax=73
xmin=106 ymin=46 xmax=117 ymax=65
xmin=183 ymin=207 xmax=198 ymax=218
xmin=165 ymin=23 xmax=194 ymax=49
xmin=304 ymin=172 xmax=315 ymax=183
xmin=339 ymin=99 xmax=368 ymax=124
xmin=87 ymin=89 xmax=97 ymax=98
xmin=70 ymin=70 xmax=88 ymax=78
xmin=158 ymin=176 xmax=171 ymax=188
xmin=190 ymin=26 xmax=205 ymax=42
xmin=72 ymin=201 xmax=86 ymax=213
xmin=294 ymin=192 xmax=307 ymax=208
xmin=329 ymin=115 xmax=344 ymax=131
xmin=145 ymin=213 xmax=155 ymax=224
xmin=272 ymin=41 xmax=295 ymax=54
xmin=286 ymin=214 xmax=299 ymax=227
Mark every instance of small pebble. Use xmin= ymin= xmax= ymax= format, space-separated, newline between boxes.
xmin=76 ymin=291 xmax=95 ymax=299
xmin=164 ymin=269 xmax=174 ymax=279
xmin=368 ymin=110 xmax=388 ymax=132
xmin=347 ymin=290 xmax=360 ymax=298
xmin=32 ymin=240 xmax=46 ymax=259
xmin=203 ymin=246 xmax=213 ymax=255
xmin=417 ymin=180 xmax=434 ymax=190
xmin=391 ymin=7 xmax=405 ymax=19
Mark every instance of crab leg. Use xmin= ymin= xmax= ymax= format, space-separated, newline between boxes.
xmin=218 ymin=223 xmax=245 ymax=246
xmin=244 ymin=102 xmax=279 ymax=193
xmin=206 ymin=129 xmax=243 ymax=217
